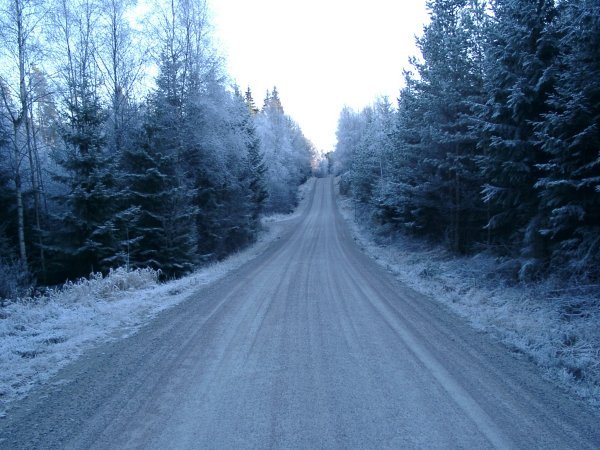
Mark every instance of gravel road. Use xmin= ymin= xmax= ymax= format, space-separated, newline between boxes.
xmin=1 ymin=177 xmax=599 ymax=449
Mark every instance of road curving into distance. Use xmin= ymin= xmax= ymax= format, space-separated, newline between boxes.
xmin=2 ymin=177 xmax=600 ymax=449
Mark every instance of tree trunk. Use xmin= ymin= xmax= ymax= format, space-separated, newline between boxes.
xmin=454 ymin=170 xmax=461 ymax=253
xmin=27 ymin=105 xmax=46 ymax=279
xmin=13 ymin=147 xmax=27 ymax=266
xmin=16 ymin=0 xmax=31 ymax=271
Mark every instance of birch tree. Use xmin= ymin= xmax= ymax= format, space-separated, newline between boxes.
xmin=0 ymin=0 xmax=47 ymax=271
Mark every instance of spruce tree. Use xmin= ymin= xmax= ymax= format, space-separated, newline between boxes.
xmin=245 ymin=119 xmax=268 ymax=229
xmin=53 ymin=80 xmax=118 ymax=277
xmin=119 ymin=135 xmax=196 ymax=277
xmin=386 ymin=0 xmax=487 ymax=251
xmin=534 ymin=0 xmax=600 ymax=279
xmin=477 ymin=0 xmax=558 ymax=273
xmin=245 ymin=87 xmax=259 ymax=115
xmin=123 ymin=52 xmax=198 ymax=277
xmin=375 ymin=78 xmax=424 ymax=233
xmin=241 ymin=87 xmax=267 ymax=225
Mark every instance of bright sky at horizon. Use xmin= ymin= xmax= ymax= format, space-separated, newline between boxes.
xmin=209 ymin=0 xmax=429 ymax=154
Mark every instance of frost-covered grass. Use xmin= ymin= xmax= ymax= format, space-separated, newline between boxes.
xmin=336 ymin=186 xmax=600 ymax=407
xmin=0 ymin=200 xmax=302 ymax=416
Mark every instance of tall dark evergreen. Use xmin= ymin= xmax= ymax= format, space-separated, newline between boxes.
xmin=244 ymin=112 xmax=268 ymax=229
xmin=120 ymin=53 xmax=197 ymax=277
xmin=477 ymin=0 xmax=558 ymax=273
xmin=52 ymin=80 xmax=118 ymax=278
xmin=334 ymin=0 xmax=598 ymax=282
xmin=534 ymin=0 xmax=600 ymax=279
xmin=374 ymin=77 xmax=425 ymax=235
xmin=119 ymin=139 xmax=196 ymax=277
xmin=242 ymin=86 xmax=268 ymax=221
xmin=366 ymin=0 xmax=487 ymax=252
xmin=245 ymin=87 xmax=259 ymax=115
xmin=182 ymin=78 xmax=249 ymax=260
xmin=413 ymin=0 xmax=487 ymax=251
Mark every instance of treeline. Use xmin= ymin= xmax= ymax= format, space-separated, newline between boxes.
xmin=0 ymin=0 xmax=313 ymax=297
xmin=334 ymin=0 xmax=599 ymax=282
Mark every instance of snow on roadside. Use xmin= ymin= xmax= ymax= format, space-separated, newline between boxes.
xmin=0 ymin=179 xmax=314 ymax=416
xmin=335 ymin=181 xmax=600 ymax=407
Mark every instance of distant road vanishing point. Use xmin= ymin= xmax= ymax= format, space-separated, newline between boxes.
xmin=2 ymin=177 xmax=600 ymax=449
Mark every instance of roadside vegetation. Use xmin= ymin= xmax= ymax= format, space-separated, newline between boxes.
xmin=0 ymin=0 xmax=315 ymax=300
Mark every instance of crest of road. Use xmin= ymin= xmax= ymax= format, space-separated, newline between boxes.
xmin=2 ymin=177 xmax=600 ymax=449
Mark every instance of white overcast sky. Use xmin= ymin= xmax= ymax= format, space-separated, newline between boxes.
xmin=208 ymin=0 xmax=429 ymax=153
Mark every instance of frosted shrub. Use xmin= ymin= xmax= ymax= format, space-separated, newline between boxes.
xmin=96 ymin=268 xmax=160 ymax=298
xmin=1 ymin=267 xmax=160 ymax=408
xmin=0 ymin=259 xmax=32 ymax=302
xmin=49 ymin=267 xmax=160 ymax=305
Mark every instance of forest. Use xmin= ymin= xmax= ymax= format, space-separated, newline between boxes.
xmin=334 ymin=0 xmax=599 ymax=284
xmin=0 ymin=0 xmax=314 ymax=298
